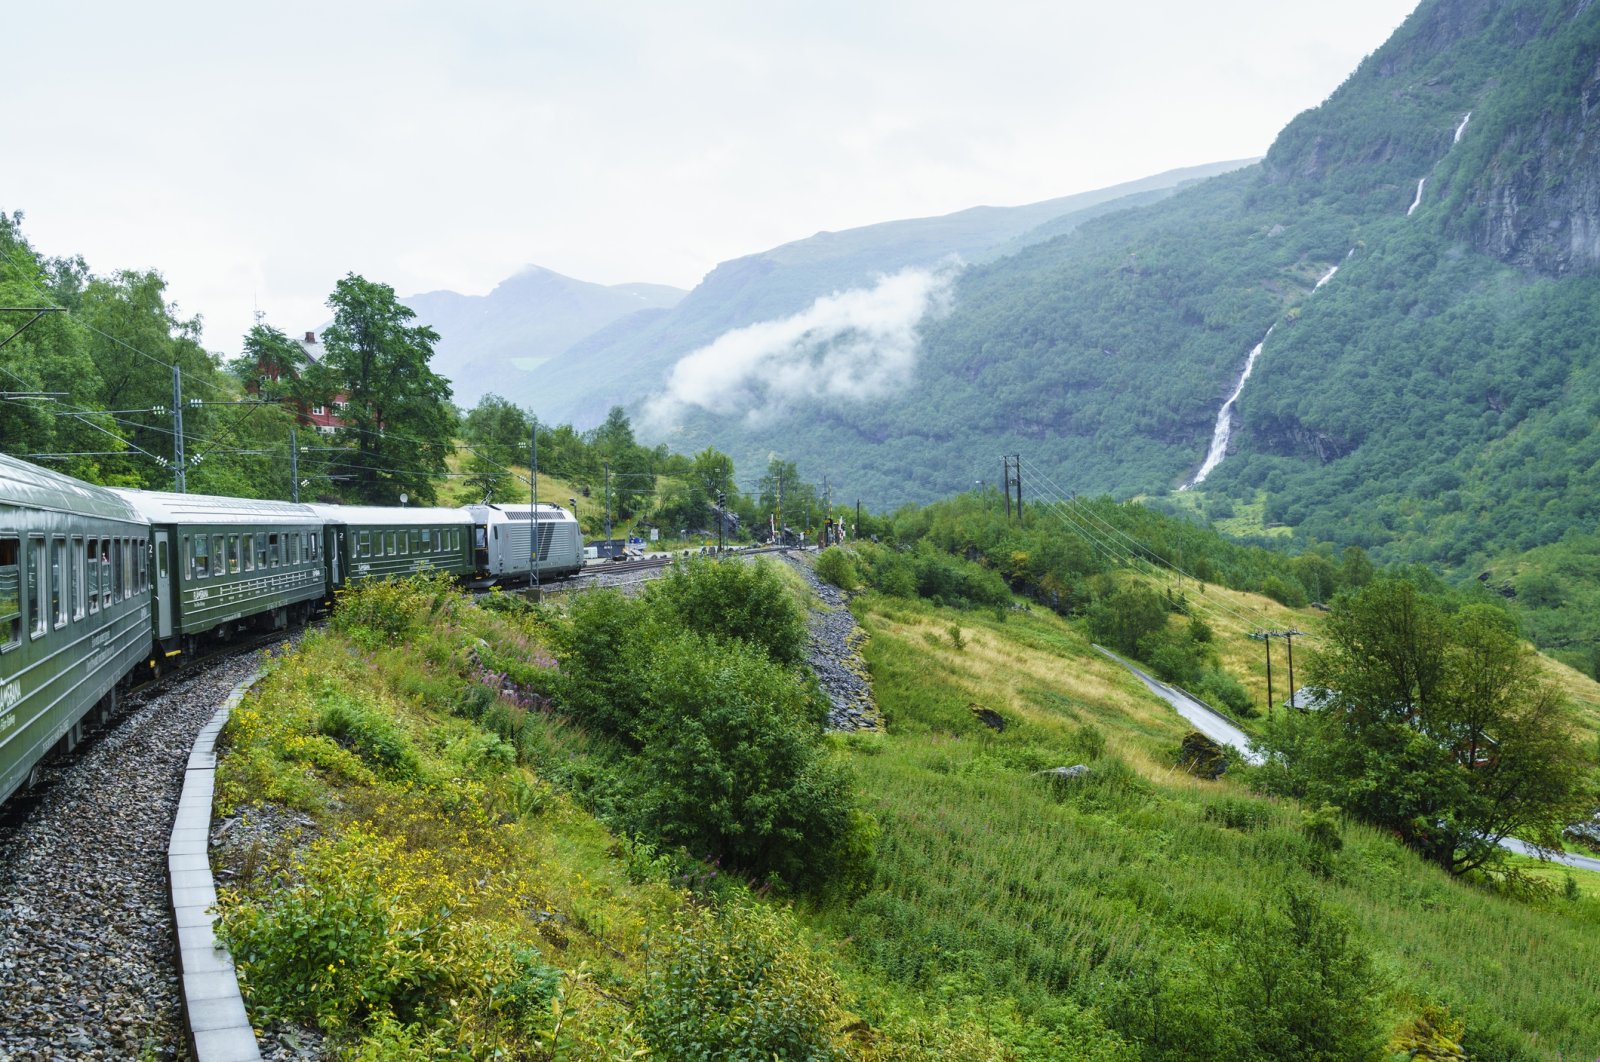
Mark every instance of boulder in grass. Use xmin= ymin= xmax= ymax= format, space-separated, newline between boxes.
xmin=1178 ymin=731 xmax=1228 ymax=779
xmin=1037 ymin=764 xmax=1091 ymax=782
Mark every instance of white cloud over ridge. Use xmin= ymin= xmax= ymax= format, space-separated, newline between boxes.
xmin=645 ymin=262 xmax=960 ymax=428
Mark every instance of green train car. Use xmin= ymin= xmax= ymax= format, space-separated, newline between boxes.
xmin=308 ymin=504 xmax=475 ymax=592
xmin=1 ymin=455 xmax=153 ymax=805
xmin=110 ymin=489 xmax=326 ymax=656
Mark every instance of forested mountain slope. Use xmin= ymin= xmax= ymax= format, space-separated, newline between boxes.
xmin=646 ymin=0 xmax=1600 ymax=660
xmin=523 ymin=160 xmax=1254 ymax=426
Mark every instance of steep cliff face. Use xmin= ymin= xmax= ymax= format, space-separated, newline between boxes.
xmin=1432 ymin=1 xmax=1600 ymax=274
xmin=1467 ymin=42 xmax=1600 ymax=273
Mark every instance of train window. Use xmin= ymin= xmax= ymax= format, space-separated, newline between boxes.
xmin=474 ymin=526 xmax=487 ymax=550
xmin=308 ymin=533 xmax=318 ymax=561
xmin=421 ymin=528 xmax=432 ymax=552
xmin=0 ymin=537 xmax=19 ymax=649
xmin=269 ymin=533 xmax=280 ymax=567
xmin=28 ymin=538 xmax=46 ymax=638
xmin=228 ymin=535 xmax=240 ymax=574
xmin=88 ymin=539 xmax=100 ymax=612
xmin=356 ymin=531 xmax=370 ymax=558
xmin=100 ymin=540 xmax=111 ymax=607
xmin=191 ymin=535 xmax=209 ymax=579
xmin=114 ymin=539 xmax=125 ymax=600
xmin=397 ymin=532 xmax=407 ymax=556
xmin=157 ymin=539 xmax=168 ymax=587
xmin=255 ymin=535 xmax=268 ymax=570
xmin=72 ymin=538 xmax=86 ymax=621
xmin=212 ymin=535 xmax=226 ymax=577
xmin=386 ymin=531 xmax=396 ymax=556
xmin=290 ymin=534 xmax=300 ymax=565
xmin=242 ymin=534 xmax=255 ymax=572
xmin=138 ymin=542 xmax=148 ymax=593
xmin=409 ymin=531 xmax=419 ymax=555
xmin=51 ymin=538 xmax=66 ymax=628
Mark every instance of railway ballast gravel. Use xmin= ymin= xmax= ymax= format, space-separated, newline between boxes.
xmin=0 ymin=651 xmax=268 ymax=1061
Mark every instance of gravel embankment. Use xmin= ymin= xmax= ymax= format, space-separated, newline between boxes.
xmin=779 ymin=553 xmax=880 ymax=732
xmin=0 ymin=651 xmax=268 ymax=1062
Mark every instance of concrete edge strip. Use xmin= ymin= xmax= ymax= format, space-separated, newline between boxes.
xmin=168 ymin=670 xmax=264 ymax=1062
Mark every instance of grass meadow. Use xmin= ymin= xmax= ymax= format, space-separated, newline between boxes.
xmin=813 ymin=590 xmax=1600 ymax=1058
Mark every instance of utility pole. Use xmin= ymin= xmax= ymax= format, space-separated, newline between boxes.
xmin=1251 ymin=632 xmax=1275 ymax=718
xmin=855 ymin=498 xmax=860 ymax=539
xmin=530 ymin=418 xmax=540 ymax=593
xmin=603 ymin=461 xmax=612 ymax=544
xmin=715 ymin=490 xmax=725 ymax=554
xmin=777 ymin=469 xmax=785 ymax=546
xmin=290 ymin=428 xmax=299 ymax=503
xmin=171 ymin=365 xmax=186 ymax=493
xmin=1013 ymin=454 xmax=1022 ymax=520
xmin=1004 ymin=457 xmax=1012 ymax=519
xmin=1282 ymin=629 xmax=1303 ymax=709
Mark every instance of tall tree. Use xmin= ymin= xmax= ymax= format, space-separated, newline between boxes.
xmin=1290 ymin=579 xmax=1594 ymax=874
xmin=587 ymin=405 xmax=651 ymax=518
xmin=320 ymin=274 xmax=455 ymax=505
xmin=460 ymin=394 xmax=530 ymax=503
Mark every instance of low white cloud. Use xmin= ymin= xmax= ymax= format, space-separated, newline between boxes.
xmin=645 ymin=262 xmax=959 ymax=427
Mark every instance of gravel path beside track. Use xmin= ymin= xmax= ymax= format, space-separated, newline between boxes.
xmin=0 ymin=650 xmax=269 ymax=1061
xmin=779 ymin=552 xmax=880 ymax=732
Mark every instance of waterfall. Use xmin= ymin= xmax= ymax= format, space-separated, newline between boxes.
xmin=1453 ymin=111 xmax=1471 ymax=143
xmin=1182 ymin=325 xmax=1276 ymax=490
xmin=1314 ymin=262 xmax=1340 ymax=289
xmin=1407 ymin=177 xmax=1426 ymax=216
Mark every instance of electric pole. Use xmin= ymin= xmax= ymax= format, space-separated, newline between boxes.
xmin=1013 ymin=454 xmax=1022 ymax=520
xmin=171 ymin=365 xmax=186 ymax=493
xmin=290 ymin=428 xmax=299 ymax=503
xmin=1004 ymin=457 xmax=1012 ymax=519
xmin=603 ymin=460 xmax=612 ymax=544
xmin=1282 ymin=629 xmax=1303 ymax=709
xmin=777 ymin=470 xmax=785 ymax=546
xmin=530 ymin=418 xmax=541 ymax=593
xmin=1251 ymin=631 xmax=1275 ymax=718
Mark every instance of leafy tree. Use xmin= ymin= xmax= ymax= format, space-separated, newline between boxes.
xmin=320 ymin=274 xmax=456 ymax=505
xmin=584 ymin=406 xmax=649 ymax=518
xmin=1285 ymin=579 xmax=1594 ymax=874
xmin=461 ymin=394 xmax=530 ymax=503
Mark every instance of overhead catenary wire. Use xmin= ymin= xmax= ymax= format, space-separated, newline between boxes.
xmin=1016 ymin=459 xmax=1283 ymax=636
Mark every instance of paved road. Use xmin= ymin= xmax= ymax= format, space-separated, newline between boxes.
xmin=1095 ymin=644 xmax=1600 ymax=874
xmin=1093 ymin=644 xmax=1263 ymax=764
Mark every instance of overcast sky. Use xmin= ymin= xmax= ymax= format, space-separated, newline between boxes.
xmin=7 ymin=0 xmax=1417 ymax=355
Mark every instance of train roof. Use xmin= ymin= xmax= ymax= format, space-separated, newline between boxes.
xmin=467 ymin=502 xmax=575 ymax=521
xmin=0 ymin=453 xmax=148 ymax=524
xmin=306 ymin=503 xmax=470 ymax=527
xmin=108 ymin=488 xmax=324 ymax=527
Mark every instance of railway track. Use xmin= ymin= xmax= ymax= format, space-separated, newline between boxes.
xmin=0 ymin=641 xmax=283 ymax=1060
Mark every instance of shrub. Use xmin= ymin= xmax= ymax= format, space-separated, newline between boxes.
xmin=555 ymin=588 xmax=656 ymax=741
xmin=634 ymin=632 xmax=869 ymax=892
xmin=317 ymin=692 xmax=421 ymax=782
xmin=1086 ymin=584 xmax=1168 ymax=656
xmin=1228 ymin=886 xmax=1387 ymax=1060
xmin=331 ymin=573 xmax=460 ymax=649
xmin=1197 ymin=667 xmax=1255 ymax=717
xmin=645 ymin=556 xmax=808 ymax=665
xmin=638 ymin=902 xmax=850 ymax=1061
xmin=814 ymin=546 xmax=860 ymax=590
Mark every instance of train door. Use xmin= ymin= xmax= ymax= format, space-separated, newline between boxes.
xmin=325 ymin=525 xmax=343 ymax=589
xmin=153 ymin=530 xmax=172 ymax=640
